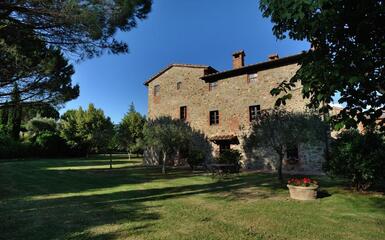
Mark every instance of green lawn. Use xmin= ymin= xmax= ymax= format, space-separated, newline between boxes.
xmin=0 ymin=156 xmax=384 ymax=240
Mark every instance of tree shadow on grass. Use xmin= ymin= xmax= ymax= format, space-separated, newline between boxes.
xmin=0 ymin=174 xmax=265 ymax=239
xmin=368 ymin=197 xmax=385 ymax=210
xmin=2 ymin=170 xmax=385 ymax=240
xmin=2 ymin=157 xmax=382 ymax=239
xmin=0 ymin=157 xmax=207 ymax=200
xmin=5 ymin=171 xmax=383 ymax=240
xmin=0 ymin=196 xmax=160 ymax=240
xmin=317 ymin=189 xmax=332 ymax=199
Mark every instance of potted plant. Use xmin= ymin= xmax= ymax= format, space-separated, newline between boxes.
xmin=287 ymin=177 xmax=319 ymax=200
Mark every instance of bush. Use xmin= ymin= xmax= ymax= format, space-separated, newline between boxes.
xmin=187 ymin=149 xmax=205 ymax=170
xmin=26 ymin=117 xmax=57 ymax=134
xmin=217 ymin=149 xmax=242 ymax=173
xmin=34 ymin=131 xmax=69 ymax=157
xmin=0 ymin=130 xmax=84 ymax=159
xmin=325 ymin=130 xmax=385 ymax=191
xmin=0 ymin=132 xmax=36 ymax=159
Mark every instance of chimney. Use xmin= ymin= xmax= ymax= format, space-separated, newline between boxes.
xmin=268 ymin=53 xmax=279 ymax=61
xmin=232 ymin=50 xmax=245 ymax=69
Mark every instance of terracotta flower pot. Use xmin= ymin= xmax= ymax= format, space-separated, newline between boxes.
xmin=287 ymin=184 xmax=318 ymax=200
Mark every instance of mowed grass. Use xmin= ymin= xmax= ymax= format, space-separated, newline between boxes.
xmin=0 ymin=156 xmax=384 ymax=240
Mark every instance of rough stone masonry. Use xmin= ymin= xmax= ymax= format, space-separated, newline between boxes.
xmin=144 ymin=51 xmax=325 ymax=174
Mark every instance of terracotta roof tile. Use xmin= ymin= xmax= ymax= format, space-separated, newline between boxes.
xmin=201 ymin=52 xmax=305 ymax=82
xmin=209 ymin=135 xmax=238 ymax=141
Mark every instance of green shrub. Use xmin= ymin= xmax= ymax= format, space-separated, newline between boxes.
xmin=35 ymin=131 xmax=69 ymax=157
xmin=187 ymin=149 xmax=205 ymax=169
xmin=0 ymin=132 xmax=36 ymax=159
xmin=325 ymin=130 xmax=385 ymax=191
xmin=26 ymin=117 xmax=57 ymax=134
xmin=217 ymin=149 xmax=242 ymax=173
xmin=0 ymin=130 xmax=79 ymax=159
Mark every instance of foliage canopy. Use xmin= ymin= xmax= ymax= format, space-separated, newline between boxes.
xmin=260 ymin=0 xmax=385 ymax=131
xmin=0 ymin=0 xmax=152 ymax=59
xmin=143 ymin=116 xmax=211 ymax=173
xmin=243 ymin=109 xmax=327 ymax=181
xmin=60 ymin=104 xmax=114 ymax=155
xmin=117 ymin=103 xmax=146 ymax=155
xmin=325 ymin=129 xmax=385 ymax=191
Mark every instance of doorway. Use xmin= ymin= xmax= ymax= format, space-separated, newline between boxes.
xmin=219 ymin=141 xmax=231 ymax=153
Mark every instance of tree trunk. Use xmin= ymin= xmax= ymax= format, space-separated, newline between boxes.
xmin=277 ymin=153 xmax=284 ymax=183
xmin=175 ymin=148 xmax=180 ymax=166
xmin=323 ymin=126 xmax=330 ymax=164
xmin=128 ymin=151 xmax=131 ymax=160
xmin=162 ymin=151 xmax=167 ymax=174
xmin=109 ymin=153 xmax=112 ymax=169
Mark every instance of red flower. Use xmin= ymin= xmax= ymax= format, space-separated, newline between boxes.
xmin=303 ymin=178 xmax=311 ymax=184
xmin=287 ymin=177 xmax=318 ymax=187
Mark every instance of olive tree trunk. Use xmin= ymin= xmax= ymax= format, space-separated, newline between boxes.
xmin=162 ymin=151 xmax=167 ymax=174
xmin=277 ymin=153 xmax=284 ymax=183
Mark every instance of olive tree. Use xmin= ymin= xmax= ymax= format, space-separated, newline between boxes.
xmin=243 ymin=109 xmax=327 ymax=182
xmin=143 ymin=117 xmax=193 ymax=174
xmin=143 ymin=117 xmax=211 ymax=173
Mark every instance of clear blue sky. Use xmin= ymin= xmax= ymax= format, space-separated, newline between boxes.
xmin=61 ymin=0 xmax=310 ymax=123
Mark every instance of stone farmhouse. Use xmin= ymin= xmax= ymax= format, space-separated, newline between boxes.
xmin=144 ymin=51 xmax=325 ymax=174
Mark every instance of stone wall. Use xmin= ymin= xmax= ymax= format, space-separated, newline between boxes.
xmin=147 ymin=64 xmax=305 ymax=137
xmin=145 ymin=63 xmax=325 ymax=174
xmin=243 ymin=142 xmax=326 ymax=175
xmin=143 ymin=147 xmax=189 ymax=167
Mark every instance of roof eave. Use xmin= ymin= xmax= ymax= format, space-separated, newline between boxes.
xmin=201 ymin=52 xmax=305 ymax=82
xmin=144 ymin=64 xmax=217 ymax=86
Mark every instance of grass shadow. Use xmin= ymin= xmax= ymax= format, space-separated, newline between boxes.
xmin=0 ymin=157 xmax=207 ymax=200
xmin=317 ymin=189 xmax=332 ymax=199
xmin=1 ymin=157 xmax=384 ymax=239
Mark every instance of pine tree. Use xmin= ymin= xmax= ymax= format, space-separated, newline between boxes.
xmin=7 ymin=84 xmax=22 ymax=140
xmin=0 ymin=102 xmax=9 ymax=126
xmin=117 ymin=103 xmax=146 ymax=159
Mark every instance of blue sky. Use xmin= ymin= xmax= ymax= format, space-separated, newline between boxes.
xmin=61 ymin=0 xmax=310 ymax=123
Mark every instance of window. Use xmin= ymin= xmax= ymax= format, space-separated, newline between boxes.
xmin=209 ymin=81 xmax=218 ymax=91
xmin=154 ymin=85 xmax=160 ymax=96
xmin=286 ymin=145 xmax=299 ymax=160
xmin=248 ymin=73 xmax=258 ymax=84
xmin=249 ymin=105 xmax=261 ymax=122
xmin=180 ymin=106 xmax=187 ymax=121
xmin=177 ymin=82 xmax=182 ymax=90
xmin=209 ymin=110 xmax=219 ymax=125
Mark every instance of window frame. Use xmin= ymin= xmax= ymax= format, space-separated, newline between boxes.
xmin=209 ymin=110 xmax=219 ymax=125
xmin=180 ymin=106 xmax=187 ymax=121
xmin=154 ymin=84 xmax=160 ymax=96
xmin=248 ymin=73 xmax=258 ymax=84
xmin=209 ymin=81 xmax=218 ymax=91
xmin=249 ymin=105 xmax=261 ymax=122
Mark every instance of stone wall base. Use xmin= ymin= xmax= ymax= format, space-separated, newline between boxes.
xmin=143 ymin=142 xmax=326 ymax=175
xmin=242 ymin=142 xmax=326 ymax=175
xmin=143 ymin=147 xmax=188 ymax=167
